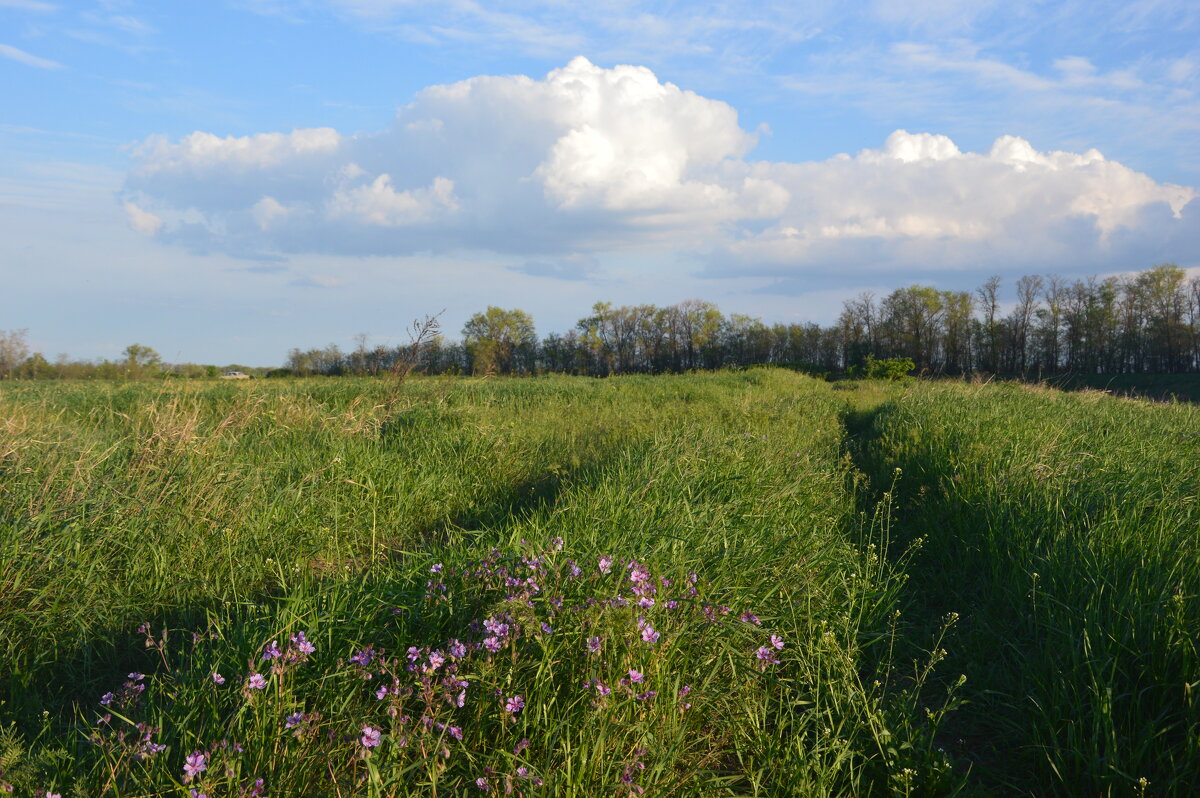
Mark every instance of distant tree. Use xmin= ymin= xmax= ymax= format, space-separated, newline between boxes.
xmin=674 ymin=300 xmax=723 ymax=371
xmin=0 ymin=329 xmax=30 ymax=379
xmin=941 ymin=290 xmax=974 ymax=374
xmin=1137 ymin=264 xmax=1188 ymax=372
xmin=839 ymin=292 xmax=877 ymax=370
xmin=463 ymin=307 xmax=537 ymax=375
xmin=1034 ymin=275 xmax=1066 ymax=373
xmin=19 ymin=352 xmax=52 ymax=379
xmin=975 ymin=276 xmax=1001 ymax=373
xmin=1188 ymin=276 xmax=1200 ymax=371
xmin=879 ymin=285 xmax=944 ymax=370
xmin=272 ymin=264 xmax=1200 ymax=381
xmin=1011 ymin=275 xmax=1043 ymax=373
xmin=122 ymin=343 xmax=162 ymax=379
xmin=285 ymin=348 xmax=315 ymax=376
xmin=351 ymin=332 xmax=371 ymax=375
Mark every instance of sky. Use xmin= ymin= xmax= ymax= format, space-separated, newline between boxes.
xmin=2 ymin=0 xmax=1198 ymax=366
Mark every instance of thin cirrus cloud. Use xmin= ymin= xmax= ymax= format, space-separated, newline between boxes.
xmin=0 ymin=0 xmax=57 ymax=11
xmin=122 ymin=57 xmax=1199 ymax=281
xmin=0 ymin=42 xmax=65 ymax=69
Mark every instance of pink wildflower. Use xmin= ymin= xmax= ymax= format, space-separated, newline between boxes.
xmin=183 ymin=751 xmax=207 ymax=783
xmin=361 ymin=725 xmax=382 ymax=748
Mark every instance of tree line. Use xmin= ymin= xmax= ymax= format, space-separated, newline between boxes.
xmin=3 ymin=264 xmax=1197 ymax=380
xmin=0 ymin=336 xmax=264 ymax=380
xmin=282 ymin=264 xmax=1200 ymax=378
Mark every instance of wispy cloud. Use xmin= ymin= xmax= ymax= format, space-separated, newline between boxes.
xmin=249 ymin=1 xmax=831 ymax=68
xmin=0 ymin=42 xmax=64 ymax=69
xmin=91 ymin=12 xmax=156 ymax=36
xmin=892 ymin=41 xmax=1055 ymax=91
xmin=289 ymin=274 xmax=347 ymax=288
xmin=0 ymin=0 xmax=57 ymax=11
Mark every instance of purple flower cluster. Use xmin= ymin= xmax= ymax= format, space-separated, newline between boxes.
xmin=261 ymin=640 xmax=282 ymax=661
xmin=252 ymin=631 xmax=317 ymax=676
xmin=583 ymin=678 xmax=613 ymax=697
xmin=93 ymin=539 xmax=787 ymax=795
xmin=482 ymin=614 xmax=513 ymax=654
xmin=133 ymin=723 xmax=167 ymax=759
xmin=637 ymin=617 xmax=660 ymax=645
xmin=292 ymin=631 xmax=316 ymax=655
xmin=97 ymin=672 xmax=146 ymax=711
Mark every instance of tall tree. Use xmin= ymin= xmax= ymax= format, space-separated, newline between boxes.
xmin=463 ymin=307 xmax=537 ymax=375
xmin=941 ymin=290 xmax=974 ymax=374
xmin=975 ymin=276 xmax=1001 ymax=373
xmin=0 ymin=329 xmax=29 ymax=379
xmin=838 ymin=292 xmax=877 ymax=369
xmin=1036 ymin=275 xmax=1066 ymax=373
xmin=1011 ymin=275 xmax=1044 ymax=373
xmin=122 ymin=343 xmax=162 ymax=379
xmin=1136 ymin=264 xmax=1188 ymax=372
xmin=879 ymin=286 xmax=944 ymax=370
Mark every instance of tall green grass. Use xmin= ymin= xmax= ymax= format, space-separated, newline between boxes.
xmin=11 ymin=372 xmax=1196 ymax=795
xmin=0 ymin=372 xmax=956 ymax=796
xmin=865 ymin=381 xmax=1200 ymax=795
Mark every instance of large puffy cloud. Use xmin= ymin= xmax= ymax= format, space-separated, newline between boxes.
xmin=124 ymin=57 xmax=774 ymax=258
xmin=707 ymin=129 xmax=1196 ymax=279
xmin=123 ymin=58 xmax=1197 ymax=276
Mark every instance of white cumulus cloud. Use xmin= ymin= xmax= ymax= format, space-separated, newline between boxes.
xmin=709 ymin=129 xmax=1196 ymax=280
xmin=122 ymin=58 xmax=1198 ymax=278
xmin=327 ymin=174 xmax=459 ymax=226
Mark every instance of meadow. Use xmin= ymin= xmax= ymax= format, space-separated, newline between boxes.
xmin=0 ymin=371 xmax=1196 ymax=796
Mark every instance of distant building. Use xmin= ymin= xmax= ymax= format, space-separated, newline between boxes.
xmin=220 ymin=371 xmax=251 ymax=379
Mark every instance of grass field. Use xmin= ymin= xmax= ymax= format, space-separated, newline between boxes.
xmin=0 ymin=372 xmax=1196 ymax=796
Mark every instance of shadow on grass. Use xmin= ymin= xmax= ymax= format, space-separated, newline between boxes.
xmin=843 ymin=398 xmax=1200 ymax=796
xmin=840 ymin=399 xmax=1027 ymax=796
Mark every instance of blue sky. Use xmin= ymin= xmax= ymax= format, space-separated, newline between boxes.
xmin=2 ymin=0 xmax=1198 ymax=365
